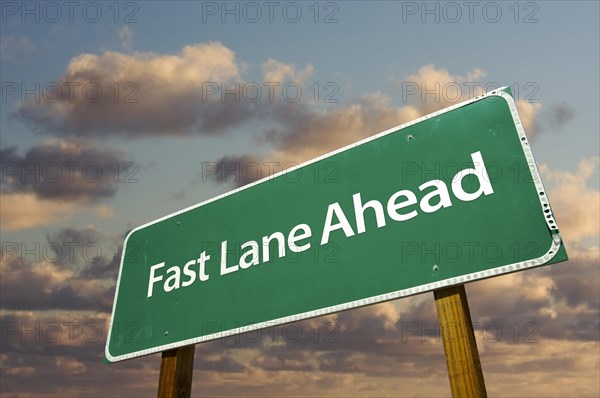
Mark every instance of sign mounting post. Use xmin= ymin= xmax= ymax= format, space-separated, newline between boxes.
xmin=157 ymin=345 xmax=195 ymax=398
xmin=435 ymin=285 xmax=487 ymax=397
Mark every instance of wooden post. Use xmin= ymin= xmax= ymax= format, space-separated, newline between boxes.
xmin=434 ymin=285 xmax=487 ymax=398
xmin=157 ymin=345 xmax=195 ymax=398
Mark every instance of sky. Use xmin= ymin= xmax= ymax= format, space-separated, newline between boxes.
xmin=0 ymin=0 xmax=599 ymax=397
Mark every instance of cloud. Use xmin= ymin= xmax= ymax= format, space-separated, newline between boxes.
xmin=209 ymin=65 xmax=544 ymax=184
xmin=14 ymin=45 xmax=543 ymax=152
xmin=0 ymin=193 xmax=78 ymax=230
xmin=2 ymin=257 xmax=598 ymax=398
xmin=0 ymin=226 xmax=120 ymax=310
xmin=267 ymin=92 xmax=421 ymax=165
xmin=207 ymin=91 xmax=423 ymax=187
xmin=479 ymin=339 xmax=599 ymax=397
xmin=45 ymin=226 xmax=121 ymax=280
xmin=0 ymin=192 xmax=121 ymax=231
xmin=516 ymin=100 xmax=542 ymax=137
xmin=398 ymin=64 xmax=486 ymax=114
xmin=396 ymin=65 xmax=542 ymax=138
xmin=1 ymin=139 xmax=132 ymax=230
xmin=262 ymin=58 xmax=314 ymax=83
xmin=546 ymin=102 xmax=576 ymax=129
xmin=550 ymin=246 xmax=600 ymax=312
xmin=208 ymin=154 xmax=265 ymax=188
xmin=0 ymin=252 xmax=112 ymax=311
xmin=16 ymin=47 xmax=473 ymax=145
xmin=466 ymin=245 xmax=599 ymax=344
xmin=196 ymin=266 xmax=597 ymax=395
xmin=539 ymin=157 xmax=600 ymax=245
xmin=0 ymin=310 xmax=161 ymax=397
xmin=1 ymin=139 xmax=129 ymax=201
xmin=15 ymin=42 xmax=246 ymax=137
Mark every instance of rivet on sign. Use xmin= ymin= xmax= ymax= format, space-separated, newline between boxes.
xmin=164 ymin=331 xmax=168 ymax=336
xmin=433 ymin=264 xmax=439 ymax=272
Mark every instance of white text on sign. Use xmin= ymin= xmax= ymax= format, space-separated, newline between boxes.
xmin=146 ymin=151 xmax=493 ymax=298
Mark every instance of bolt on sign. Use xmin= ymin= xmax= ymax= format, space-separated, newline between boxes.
xmin=105 ymin=88 xmax=567 ymax=362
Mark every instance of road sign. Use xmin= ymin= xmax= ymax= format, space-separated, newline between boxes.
xmin=106 ymin=88 xmax=567 ymax=362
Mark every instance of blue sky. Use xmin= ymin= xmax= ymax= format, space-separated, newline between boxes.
xmin=1 ymin=1 xmax=599 ymax=397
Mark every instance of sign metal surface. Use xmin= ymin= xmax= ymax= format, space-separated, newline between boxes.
xmin=106 ymin=88 xmax=567 ymax=362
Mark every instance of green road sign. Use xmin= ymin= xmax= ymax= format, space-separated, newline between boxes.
xmin=106 ymin=88 xmax=567 ymax=362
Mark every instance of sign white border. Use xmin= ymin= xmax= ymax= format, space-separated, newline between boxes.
xmin=106 ymin=88 xmax=563 ymax=362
